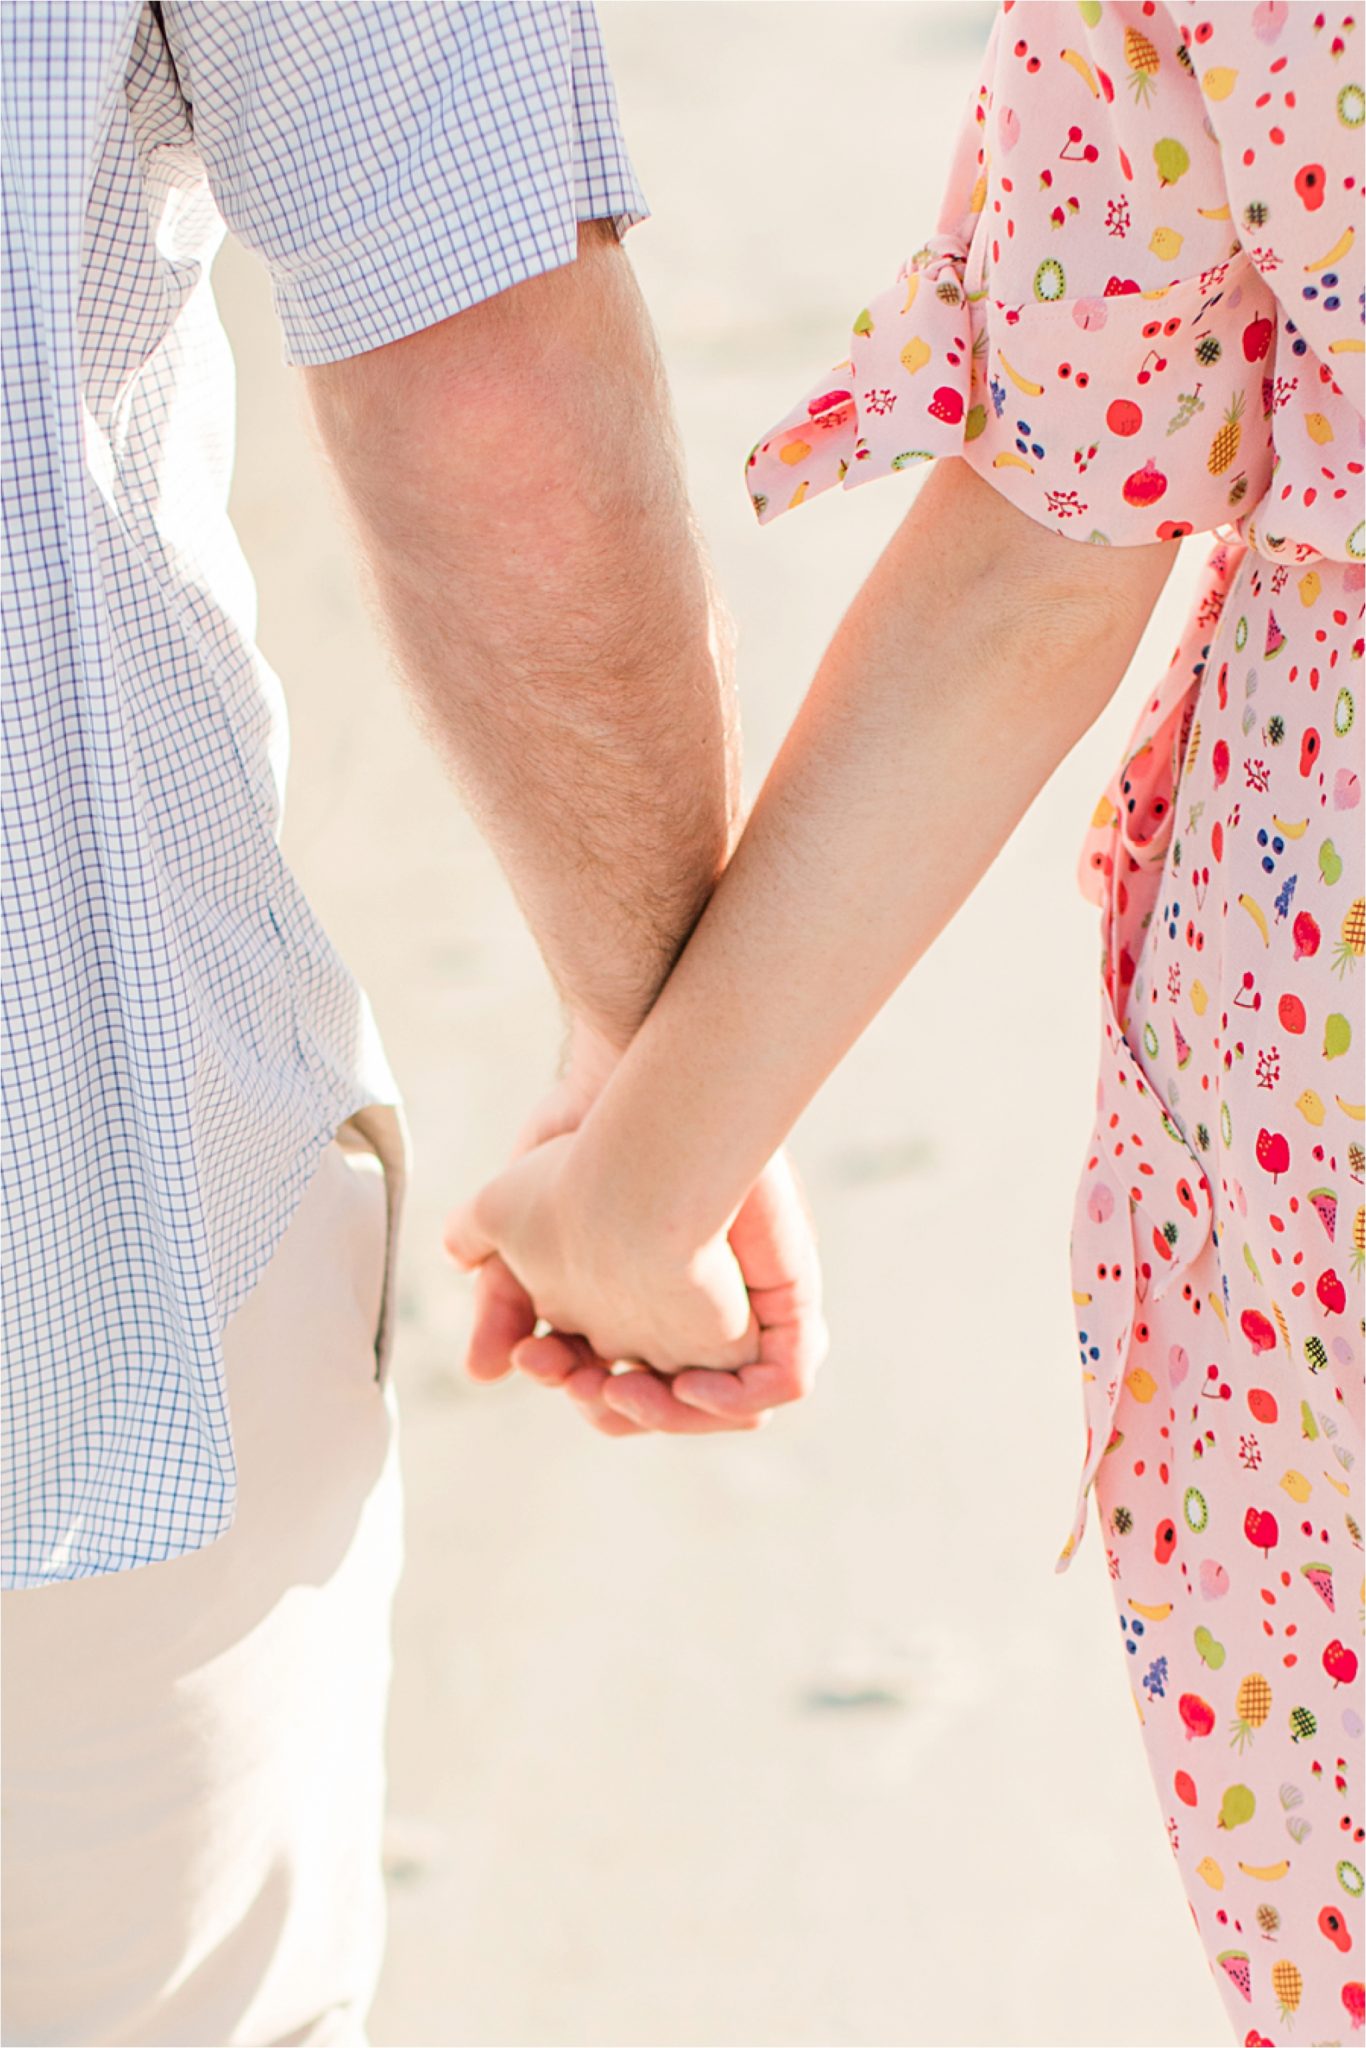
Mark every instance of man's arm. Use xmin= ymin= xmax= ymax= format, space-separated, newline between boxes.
xmin=445 ymin=459 xmax=1172 ymax=1421
xmin=304 ymin=221 xmax=739 ymax=1059
xmin=307 ymin=226 xmax=824 ymax=1430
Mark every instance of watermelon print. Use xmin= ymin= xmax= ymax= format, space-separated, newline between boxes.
xmin=1218 ymin=1949 xmax=1253 ymax=2005
xmin=1301 ymin=1562 xmax=1335 ymax=1613
xmin=747 ymin=5 xmax=1363 ymax=2042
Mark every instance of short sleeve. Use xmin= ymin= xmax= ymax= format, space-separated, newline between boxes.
xmin=747 ymin=3 xmax=1362 ymax=559
xmin=160 ymin=0 xmax=647 ymax=366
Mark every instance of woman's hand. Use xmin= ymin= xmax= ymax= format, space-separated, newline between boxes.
xmin=444 ymin=1144 xmax=826 ymax=1437
xmin=445 ymin=1132 xmax=758 ymax=1375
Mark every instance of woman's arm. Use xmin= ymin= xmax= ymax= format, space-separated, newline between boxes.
xmin=447 ymin=459 xmax=1172 ymax=1393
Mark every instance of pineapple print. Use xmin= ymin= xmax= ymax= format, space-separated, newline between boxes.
xmin=1289 ymin=1704 xmax=1317 ymax=1744
xmin=1352 ymin=1205 xmax=1365 ymax=1278
xmin=1230 ymin=1672 xmax=1272 ymax=1751
xmin=1331 ymin=895 xmax=1365 ymax=977
xmin=1304 ymin=1333 xmax=1329 ymax=1374
xmin=1271 ymin=1959 xmax=1303 ymax=2025
xmin=1125 ymin=24 xmax=1162 ymax=102
xmin=1195 ymin=333 xmax=1222 ymax=367
xmin=1256 ymin=1902 xmax=1280 ymax=1938
xmin=1208 ymin=391 xmax=1245 ymax=476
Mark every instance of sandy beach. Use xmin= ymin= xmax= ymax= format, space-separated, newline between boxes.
xmin=217 ymin=6 xmax=1229 ymax=2041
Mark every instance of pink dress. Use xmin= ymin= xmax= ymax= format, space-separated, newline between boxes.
xmin=748 ymin=5 xmax=1364 ymax=2040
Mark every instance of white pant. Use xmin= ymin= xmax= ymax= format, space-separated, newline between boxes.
xmin=2 ymin=1117 xmax=405 ymax=2047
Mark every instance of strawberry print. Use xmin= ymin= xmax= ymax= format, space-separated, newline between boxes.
xmin=747 ymin=5 xmax=1363 ymax=2040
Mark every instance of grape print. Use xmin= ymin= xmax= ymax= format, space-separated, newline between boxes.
xmin=746 ymin=4 xmax=1364 ymax=2040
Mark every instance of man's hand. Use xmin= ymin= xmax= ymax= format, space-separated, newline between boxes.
xmin=444 ymin=1149 xmax=826 ymax=1438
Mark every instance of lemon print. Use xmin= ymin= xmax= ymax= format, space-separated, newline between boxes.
xmin=1202 ymin=67 xmax=1238 ymax=101
xmin=1149 ymin=226 xmax=1184 ymax=261
xmin=899 ymin=335 xmax=932 ymax=375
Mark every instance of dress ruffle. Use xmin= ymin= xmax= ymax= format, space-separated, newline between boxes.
xmin=747 ymin=245 xmax=1295 ymax=551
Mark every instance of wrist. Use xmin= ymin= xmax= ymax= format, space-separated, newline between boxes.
xmin=559 ymin=1014 xmax=623 ymax=1109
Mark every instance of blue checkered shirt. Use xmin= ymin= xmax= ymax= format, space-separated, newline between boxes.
xmin=1 ymin=1 xmax=644 ymax=1586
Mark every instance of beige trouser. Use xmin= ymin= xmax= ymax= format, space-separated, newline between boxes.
xmin=1 ymin=1112 xmax=406 ymax=2048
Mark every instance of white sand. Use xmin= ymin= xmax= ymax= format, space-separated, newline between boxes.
xmin=217 ymin=6 xmax=1228 ymax=2041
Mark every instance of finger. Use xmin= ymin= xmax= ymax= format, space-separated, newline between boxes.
xmin=563 ymin=1362 xmax=647 ymax=1438
xmin=464 ymin=1256 xmax=537 ymax=1382
xmin=672 ymin=1305 xmax=830 ymax=1416
xmin=442 ymin=1190 xmax=499 ymax=1271
xmin=601 ymin=1368 xmax=763 ymax=1434
xmin=728 ymin=1154 xmax=823 ymax=1317
xmin=512 ymin=1330 xmax=596 ymax=1388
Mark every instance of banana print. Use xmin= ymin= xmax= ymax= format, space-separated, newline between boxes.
xmin=746 ymin=6 xmax=1363 ymax=2041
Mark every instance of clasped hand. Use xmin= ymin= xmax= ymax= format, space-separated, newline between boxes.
xmin=444 ymin=1083 xmax=826 ymax=1437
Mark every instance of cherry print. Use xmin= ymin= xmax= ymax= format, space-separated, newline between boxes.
xmin=750 ymin=16 xmax=1364 ymax=2039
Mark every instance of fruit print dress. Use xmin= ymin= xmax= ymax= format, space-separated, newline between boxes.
xmin=746 ymin=4 xmax=1364 ymax=2040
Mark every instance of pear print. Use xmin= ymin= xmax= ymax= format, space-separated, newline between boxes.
xmin=747 ymin=6 xmax=1364 ymax=2038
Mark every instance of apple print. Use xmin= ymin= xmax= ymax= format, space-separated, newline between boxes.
xmin=1244 ymin=1506 xmax=1279 ymax=1557
xmin=1087 ymin=1179 xmax=1115 ymax=1223
xmin=1122 ymin=460 xmax=1168 ymax=507
xmin=1317 ymin=1269 xmax=1347 ymax=1315
xmin=1253 ymin=0 xmax=1289 ymax=38
xmin=1324 ymin=1012 xmax=1352 ymax=1059
xmin=998 ymin=105 xmax=1022 ymax=151
xmin=1324 ymin=1640 xmax=1359 ymax=1689
xmin=927 ymin=386 xmax=964 ymax=426
xmin=1218 ymin=1783 xmax=1256 ymax=1830
xmin=1072 ymin=298 xmax=1108 ymax=332
xmin=1334 ymin=767 xmax=1361 ymax=809
xmin=1255 ymin=1128 xmax=1290 ymax=1181
xmin=1243 ymin=313 xmax=1274 ymax=362
xmin=1199 ymin=1559 xmax=1230 ymax=1600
